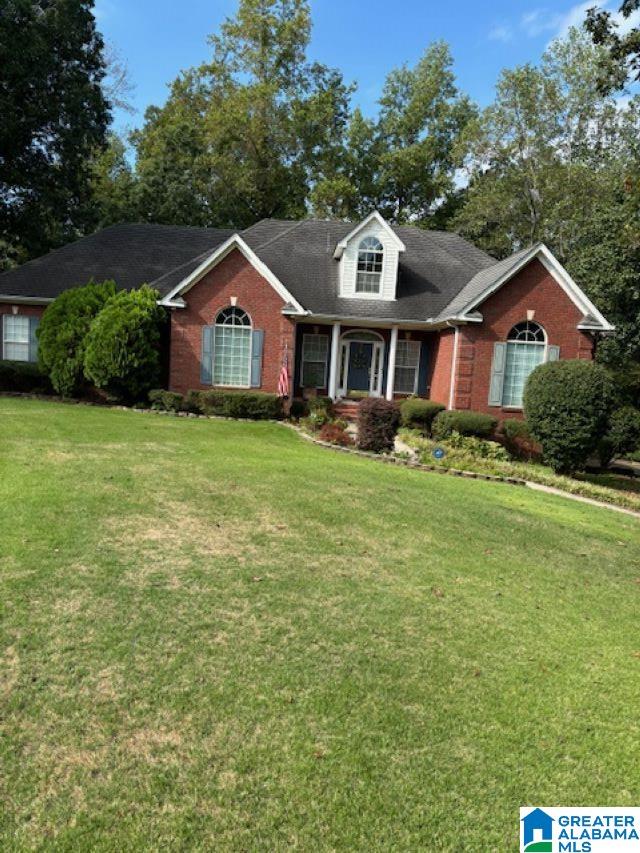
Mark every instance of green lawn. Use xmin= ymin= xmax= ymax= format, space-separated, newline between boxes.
xmin=1 ymin=399 xmax=640 ymax=851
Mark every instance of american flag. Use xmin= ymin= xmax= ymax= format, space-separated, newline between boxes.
xmin=277 ymin=344 xmax=290 ymax=398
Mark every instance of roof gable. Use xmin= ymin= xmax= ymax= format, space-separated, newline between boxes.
xmin=333 ymin=212 xmax=405 ymax=259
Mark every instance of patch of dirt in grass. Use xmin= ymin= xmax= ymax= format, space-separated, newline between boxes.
xmin=125 ymin=727 xmax=184 ymax=765
xmin=1 ymin=645 xmax=19 ymax=696
xmin=44 ymin=449 xmax=76 ymax=463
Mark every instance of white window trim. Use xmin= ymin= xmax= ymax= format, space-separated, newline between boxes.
xmin=301 ymin=333 xmax=329 ymax=389
xmin=212 ymin=309 xmax=253 ymax=389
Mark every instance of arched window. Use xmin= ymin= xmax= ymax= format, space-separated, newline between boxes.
xmin=213 ymin=306 xmax=252 ymax=387
xmin=502 ymin=321 xmax=547 ymax=407
xmin=356 ymin=237 xmax=384 ymax=294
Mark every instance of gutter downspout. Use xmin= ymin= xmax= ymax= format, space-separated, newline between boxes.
xmin=447 ymin=322 xmax=460 ymax=411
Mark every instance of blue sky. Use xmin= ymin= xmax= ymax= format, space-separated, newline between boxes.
xmin=95 ymin=0 xmax=639 ymax=135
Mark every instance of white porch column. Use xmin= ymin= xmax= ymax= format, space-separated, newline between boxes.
xmin=328 ymin=322 xmax=341 ymax=401
xmin=386 ymin=325 xmax=399 ymax=401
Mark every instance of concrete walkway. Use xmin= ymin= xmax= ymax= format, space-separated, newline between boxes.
xmin=526 ymin=480 xmax=640 ymax=519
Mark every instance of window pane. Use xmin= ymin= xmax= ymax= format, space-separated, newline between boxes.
xmin=301 ymin=334 xmax=328 ymax=388
xmin=3 ymin=316 xmax=30 ymax=362
xmin=356 ymin=271 xmax=381 ymax=293
xmin=213 ymin=326 xmax=251 ymax=386
xmin=502 ymin=342 xmax=545 ymax=407
xmin=394 ymin=341 xmax=420 ymax=394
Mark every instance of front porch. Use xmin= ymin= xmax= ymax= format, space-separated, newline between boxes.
xmin=292 ymin=321 xmax=435 ymax=403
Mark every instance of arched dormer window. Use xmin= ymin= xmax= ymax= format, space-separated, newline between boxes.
xmin=502 ymin=321 xmax=547 ymax=407
xmin=356 ymin=237 xmax=384 ymax=294
xmin=213 ymin=306 xmax=252 ymax=387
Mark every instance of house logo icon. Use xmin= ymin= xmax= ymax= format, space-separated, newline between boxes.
xmin=521 ymin=808 xmax=554 ymax=852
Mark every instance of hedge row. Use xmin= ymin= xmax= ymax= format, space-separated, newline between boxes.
xmin=0 ymin=360 xmax=53 ymax=394
xmin=149 ymin=388 xmax=283 ymax=420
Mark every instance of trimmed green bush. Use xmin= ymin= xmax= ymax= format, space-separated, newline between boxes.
xmin=599 ymin=406 xmax=640 ymax=466
xmin=187 ymin=390 xmax=283 ymax=420
xmin=288 ymin=399 xmax=308 ymax=420
xmin=400 ymin=399 xmax=445 ymax=434
xmin=83 ymin=286 xmax=165 ymax=403
xmin=148 ymin=389 xmax=184 ymax=412
xmin=524 ymin=360 xmax=614 ymax=474
xmin=357 ymin=398 xmax=401 ymax=453
xmin=500 ymin=418 xmax=538 ymax=461
xmin=0 ymin=360 xmax=53 ymax=394
xmin=308 ymin=396 xmax=334 ymax=416
xmin=431 ymin=410 xmax=497 ymax=441
xmin=37 ymin=280 xmax=117 ymax=396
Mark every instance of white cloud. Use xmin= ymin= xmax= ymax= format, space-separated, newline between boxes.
xmin=488 ymin=24 xmax=514 ymax=43
xmin=94 ymin=0 xmax=116 ymax=22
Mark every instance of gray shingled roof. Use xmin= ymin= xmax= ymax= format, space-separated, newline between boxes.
xmin=0 ymin=223 xmax=234 ymax=300
xmin=437 ymin=245 xmax=534 ymax=320
xmin=242 ymin=219 xmax=496 ymax=322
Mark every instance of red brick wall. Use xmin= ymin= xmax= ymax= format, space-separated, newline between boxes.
xmin=428 ymin=328 xmax=455 ymax=407
xmin=169 ymin=248 xmax=295 ymax=396
xmin=0 ymin=304 xmax=46 ymax=359
xmin=451 ymin=258 xmax=594 ymax=415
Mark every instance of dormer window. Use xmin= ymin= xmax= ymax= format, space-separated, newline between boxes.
xmin=356 ymin=237 xmax=384 ymax=294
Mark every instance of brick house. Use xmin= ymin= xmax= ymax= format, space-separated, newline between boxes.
xmin=0 ymin=212 xmax=613 ymax=416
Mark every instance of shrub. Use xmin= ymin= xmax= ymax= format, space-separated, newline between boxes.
xmin=599 ymin=406 xmax=640 ymax=466
xmin=288 ymin=399 xmax=308 ymax=420
xmin=446 ymin=431 xmax=511 ymax=462
xmin=37 ymin=280 xmax=117 ymax=396
xmin=308 ymin=396 xmax=334 ymax=416
xmin=524 ymin=360 xmax=614 ymax=474
xmin=148 ymin=389 xmax=184 ymax=412
xmin=186 ymin=389 xmax=283 ymax=420
xmin=318 ymin=422 xmax=353 ymax=446
xmin=400 ymin=399 xmax=445 ymax=434
xmin=0 ymin=360 xmax=53 ymax=394
xmin=83 ymin=286 xmax=165 ymax=404
xmin=357 ymin=398 xmax=401 ymax=453
xmin=431 ymin=410 xmax=497 ymax=441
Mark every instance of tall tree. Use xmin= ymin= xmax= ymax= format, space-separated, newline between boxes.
xmin=0 ymin=0 xmax=110 ymax=268
xmin=132 ymin=0 xmax=352 ymax=228
xmin=90 ymin=133 xmax=138 ymax=227
xmin=455 ymin=27 xmax=640 ymax=367
xmin=311 ymin=43 xmax=474 ymax=224
xmin=586 ymin=0 xmax=640 ymax=89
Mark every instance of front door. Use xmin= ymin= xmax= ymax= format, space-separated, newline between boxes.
xmin=347 ymin=342 xmax=373 ymax=392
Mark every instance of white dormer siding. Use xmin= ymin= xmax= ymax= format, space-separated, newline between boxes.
xmin=334 ymin=212 xmax=406 ymax=301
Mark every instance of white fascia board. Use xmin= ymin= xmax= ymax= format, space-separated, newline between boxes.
xmin=458 ymin=244 xmax=614 ymax=332
xmin=158 ymin=234 xmax=307 ymax=314
xmin=333 ymin=211 xmax=406 ymax=259
xmin=0 ymin=295 xmax=54 ymax=305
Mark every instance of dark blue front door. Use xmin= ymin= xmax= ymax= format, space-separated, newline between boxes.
xmin=347 ymin=342 xmax=372 ymax=392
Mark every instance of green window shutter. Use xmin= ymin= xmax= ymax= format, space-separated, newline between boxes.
xmin=488 ymin=342 xmax=507 ymax=406
xmin=201 ymin=326 xmax=214 ymax=384
xmin=28 ymin=317 xmax=40 ymax=363
xmin=547 ymin=345 xmax=560 ymax=362
xmin=250 ymin=330 xmax=264 ymax=388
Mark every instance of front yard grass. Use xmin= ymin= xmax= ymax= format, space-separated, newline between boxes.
xmin=2 ymin=398 xmax=640 ymax=851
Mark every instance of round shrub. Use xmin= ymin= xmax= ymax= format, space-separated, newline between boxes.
xmin=83 ymin=286 xmax=165 ymax=403
xmin=523 ymin=360 xmax=614 ymax=474
xmin=599 ymin=405 xmax=640 ymax=466
xmin=400 ymin=398 xmax=445 ymax=434
xmin=431 ymin=410 xmax=497 ymax=441
xmin=357 ymin=398 xmax=401 ymax=454
xmin=37 ymin=280 xmax=117 ymax=396
xmin=318 ymin=422 xmax=353 ymax=447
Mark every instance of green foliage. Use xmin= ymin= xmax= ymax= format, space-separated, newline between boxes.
xmin=524 ymin=360 xmax=614 ymax=474
xmin=83 ymin=286 xmax=165 ymax=403
xmin=90 ymin=133 xmax=138 ymax=227
xmin=431 ymin=410 xmax=497 ymax=441
xmin=308 ymin=396 xmax=334 ymax=416
xmin=288 ymin=399 xmax=309 ymax=420
xmin=586 ymin=1 xmax=640 ymax=90
xmin=599 ymin=405 xmax=640 ymax=465
xmin=187 ymin=390 xmax=283 ymax=420
xmin=400 ymin=399 xmax=446 ymax=434
xmin=38 ymin=280 xmax=117 ymax=397
xmin=0 ymin=360 xmax=52 ymax=395
xmin=0 ymin=0 xmax=110 ymax=268
xmin=132 ymin=0 xmax=352 ymax=228
xmin=357 ymin=398 xmax=401 ymax=453
xmin=445 ymin=431 xmax=511 ymax=461
xmin=148 ymin=389 xmax=184 ymax=413
xmin=501 ymin=419 xmax=531 ymax=443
